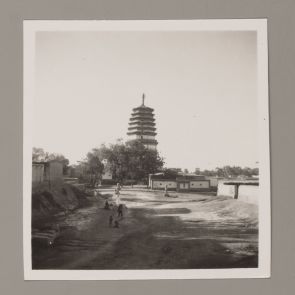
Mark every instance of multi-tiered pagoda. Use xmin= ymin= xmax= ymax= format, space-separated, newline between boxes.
xmin=127 ymin=94 xmax=158 ymax=150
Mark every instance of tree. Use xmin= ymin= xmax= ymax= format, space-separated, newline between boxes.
xmin=85 ymin=149 xmax=105 ymax=186
xmin=90 ymin=140 xmax=164 ymax=183
xmin=161 ymin=168 xmax=179 ymax=179
xmin=194 ymin=168 xmax=201 ymax=175
xmin=32 ymin=147 xmax=48 ymax=162
xmin=124 ymin=140 xmax=164 ymax=182
xmin=197 ymin=166 xmax=259 ymax=178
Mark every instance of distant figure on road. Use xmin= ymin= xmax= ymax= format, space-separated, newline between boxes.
xmin=104 ymin=200 xmax=110 ymax=210
xmin=114 ymin=187 xmax=121 ymax=206
xmin=115 ymin=183 xmax=121 ymax=202
xmin=164 ymin=184 xmax=170 ymax=197
xmin=116 ymin=183 xmax=121 ymax=193
xmin=118 ymin=204 xmax=124 ymax=218
xmin=109 ymin=215 xmax=113 ymax=227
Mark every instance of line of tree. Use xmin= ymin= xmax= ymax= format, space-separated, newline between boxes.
xmin=33 ymin=145 xmax=258 ymax=186
xmin=194 ymin=166 xmax=259 ymax=178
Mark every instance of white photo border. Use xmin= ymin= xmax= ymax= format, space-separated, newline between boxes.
xmin=23 ymin=19 xmax=270 ymax=280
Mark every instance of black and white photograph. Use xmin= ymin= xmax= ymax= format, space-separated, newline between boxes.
xmin=23 ymin=20 xmax=270 ymax=280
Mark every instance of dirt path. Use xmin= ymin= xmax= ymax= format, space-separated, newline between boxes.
xmin=32 ymin=189 xmax=258 ymax=269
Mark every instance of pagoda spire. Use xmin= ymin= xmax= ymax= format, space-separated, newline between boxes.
xmin=142 ymin=93 xmax=145 ymax=106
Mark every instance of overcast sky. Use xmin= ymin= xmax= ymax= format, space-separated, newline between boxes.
xmin=34 ymin=31 xmax=258 ymax=171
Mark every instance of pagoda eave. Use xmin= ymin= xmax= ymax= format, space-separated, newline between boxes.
xmin=127 ymin=131 xmax=157 ymax=136
xmin=128 ymin=126 xmax=156 ymax=131
xmin=133 ymin=106 xmax=153 ymax=112
xmin=130 ymin=117 xmax=155 ymax=122
xmin=129 ymin=121 xmax=155 ymax=126
xmin=132 ymin=111 xmax=154 ymax=117
xmin=127 ymin=139 xmax=158 ymax=145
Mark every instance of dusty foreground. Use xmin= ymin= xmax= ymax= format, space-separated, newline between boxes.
xmin=32 ymin=188 xmax=258 ymax=269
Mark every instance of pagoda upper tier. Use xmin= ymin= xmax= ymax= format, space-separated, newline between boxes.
xmin=127 ymin=94 xmax=158 ymax=150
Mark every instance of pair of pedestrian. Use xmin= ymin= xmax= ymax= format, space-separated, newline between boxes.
xmin=108 ymin=203 xmax=125 ymax=228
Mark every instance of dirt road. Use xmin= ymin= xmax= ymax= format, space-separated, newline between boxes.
xmin=32 ymin=188 xmax=258 ymax=269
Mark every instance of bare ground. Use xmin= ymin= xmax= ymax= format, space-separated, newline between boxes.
xmin=32 ymin=188 xmax=258 ymax=269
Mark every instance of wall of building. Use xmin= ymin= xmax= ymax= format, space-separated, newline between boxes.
xmin=177 ymin=180 xmax=210 ymax=191
xmin=144 ymin=144 xmax=157 ymax=150
xmin=142 ymin=135 xmax=156 ymax=140
xmin=205 ymin=177 xmax=219 ymax=187
xmin=44 ymin=161 xmax=63 ymax=183
xmin=217 ymin=181 xmax=236 ymax=197
xmin=102 ymin=171 xmax=112 ymax=180
xmin=190 ymin=181 xmax=210 ymax=189
xmin=128 ymin=134 xmax=155 ymax=140
xmin=128 ymin=134 xmax=138 ymax=140
xmin=32 ymin=161 xmax=63 ymax=187
xmin=150 ymin=177 xmax=211 ymax=192
xmin=151 ymin=180 xmax=177 ymax=190
xmin=32 ymin=164 xmax=44 ymax=184
xmin=217 ymin=181 xmax=258 ymax=204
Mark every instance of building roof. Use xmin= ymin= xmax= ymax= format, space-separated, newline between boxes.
xmin=150 ymin=173 xmax=207 ymax=181
xmin=32 ymin=160 xmax=63 ymax=165
xmin=176 ymin=175 xmax=206 ymax=181
xmin=129 ymin=121 xmax=156 ymax=126
xmin=127 ymin=131 xmax=157 ymax=136
xmin=223 ymin=180 xmax=259 ymax=186
xmin=130 ymin=116 xmax=155 ymax=122
xmin=128 ymin=126 xmax=156 ymax=131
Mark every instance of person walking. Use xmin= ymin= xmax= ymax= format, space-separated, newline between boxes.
xmin=115 ymin=183 xmax=121 ymax=195
xmin=164 ymin=184 xmax=169 ymax=197
xmin=114 ymin=186 xmax=121 ymax=206
xmin=117 ymin=204 xmax=123 ymax=218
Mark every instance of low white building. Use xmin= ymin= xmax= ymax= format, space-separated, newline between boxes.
xmin=205 ymin=176 xmax=224 ymax=188
xmin=150 ymin=179 xmax=177 ymax=190
xmin=149 ymin=174 xmax=210 ymax=192
xmin=102 ymin=159 xmax=113 ymax=180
